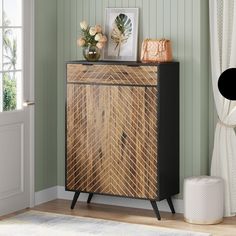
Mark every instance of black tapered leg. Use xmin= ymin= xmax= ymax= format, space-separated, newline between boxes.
xmin=150 ymin=200 xmax=161 ymax=220
xmin=71 ymin=192 xmax=80 ymax=209
xmin=167 ymin=197 xmax=175 ymax=214
xmin=87 ymin=193 xmax=94 ymax=204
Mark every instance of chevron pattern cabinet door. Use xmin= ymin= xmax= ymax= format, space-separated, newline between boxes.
xmin=109 ymin=86 xmax=158 ymax=199
xmin=66 ymin=83 xmax=158 ymax=199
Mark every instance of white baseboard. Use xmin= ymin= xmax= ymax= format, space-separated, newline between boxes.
xmin=35 ymin=186 xmax=57 ymax=205
xmin=35 ymin=186 xmax=184 ymax=214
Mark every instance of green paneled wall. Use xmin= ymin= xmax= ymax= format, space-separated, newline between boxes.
xmin=35 ymin=0 xmax=58 ymax=191
xmin=56 ymin=0 xmax=210 ymax=197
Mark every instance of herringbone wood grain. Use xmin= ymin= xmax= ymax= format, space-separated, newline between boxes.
xmin=67 ymin=64 xmax=158 ymax=86
xmin=67 ymin=65 xmax=158 ymax=199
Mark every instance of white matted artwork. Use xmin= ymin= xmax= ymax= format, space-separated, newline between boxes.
xmin=104 ymin=8 xmax=139 ymax=61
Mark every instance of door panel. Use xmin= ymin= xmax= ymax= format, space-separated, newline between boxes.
xmin=67 ymin=84 xmax=158 ymax=199
xmin=0 ymin=110 xmax=30 ymax=215
xmin=109 ymin=86 xmax=158 ymax=199
xmin=0 ymin=123 xmax=23 ymax=200
xmin=67 ymin=85 xmax=111 ymax=194
xmin=0 ymin=0 xmax=34 ymax=216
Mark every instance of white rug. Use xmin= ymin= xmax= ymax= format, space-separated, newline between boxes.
xmin=0 ymin=211 xmax=211 ymax=236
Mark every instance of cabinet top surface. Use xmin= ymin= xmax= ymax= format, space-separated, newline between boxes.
xmin=66 ymin=60 xmax=179 ymax=66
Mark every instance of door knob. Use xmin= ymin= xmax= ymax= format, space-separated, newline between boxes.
xmin=23 ymin=101 xmax=35 ymax=107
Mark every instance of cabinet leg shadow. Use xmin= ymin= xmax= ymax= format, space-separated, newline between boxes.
xmin=87 ymin=193 xmax=94 ymax=204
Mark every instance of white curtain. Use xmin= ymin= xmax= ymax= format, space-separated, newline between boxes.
xmin=209 ymin=0 xmax=236 ymax=217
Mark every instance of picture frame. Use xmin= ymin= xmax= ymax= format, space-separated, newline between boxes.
xmin=103 ymin=8 xmax=139 ymax=61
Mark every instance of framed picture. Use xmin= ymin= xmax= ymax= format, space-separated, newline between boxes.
xmin=104 ymin=8 xmax=139 ymax=61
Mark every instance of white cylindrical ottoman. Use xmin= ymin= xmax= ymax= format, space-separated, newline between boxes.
xmin=184 ymin=176 xmax=224 ymax=224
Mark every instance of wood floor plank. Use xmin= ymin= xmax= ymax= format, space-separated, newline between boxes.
xmin=31 ymin=199 xmax=236 ymax=236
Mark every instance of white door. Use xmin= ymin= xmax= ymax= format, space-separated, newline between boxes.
xmin=0 ymin=0 xmax=34 ymax=216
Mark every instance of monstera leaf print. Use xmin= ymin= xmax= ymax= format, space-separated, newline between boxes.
xmin=111 ymin=13 xmax=132 ymax=56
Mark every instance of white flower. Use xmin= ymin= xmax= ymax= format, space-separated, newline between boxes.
xmin=96 ymin=42 xmax=104 ymax=49
xmin=99 ymin=35 xmax=107 ymax=43
xmin=95 ymin=33 xmax=103 ymax=41
xmin=95 ymin=25 xmax=102 ymax=33
xmin=89 ymin=27 xmax=97 ymax=36
xmin=77 ymin=38 xmax=86 ymax=47
xmin=80 ymin=20 xmax=88 ymax=30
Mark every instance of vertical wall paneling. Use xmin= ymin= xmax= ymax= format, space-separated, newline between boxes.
xmin=163 ymin=0 xmax=171 ymax=38
xmin=103 ymin=0 xmax=109 ymax=27
xmin=56 ymin=0 xmax=210 ymax=198
xmin=128 ymin=0 xmax=136 ymax=7
xmin=108 ymin=0 xmax=116 ymax=8
xmin=200 ymin=0 xmax=210 ymax=174
xmin=77 ymin=0 xmax=83 ymax=59
xmin=183 ymin=0 xmax=193 ymax=177
xmin=64 ymin=0 xmax=71 ymax=62
xmin=97 ymin=0 xmax=104 ymax=26
xmin=83 ymin=0 xmax=90 ymax=24
xmin=192 ymin=0 xmax=201 ymax=175
xmin=95 ymin=0 xmax=97 ymax=23
xmin=90 ymin=0 xmax=96 ymax=25
xmin=57 ymin=0 xmax=66 ymax=186
xmin=177 ymin=0 xmax=185 ymax=194
xmin=142 ymin=0 xmax=149 ymax=38
xmin=156 ymin=0 xmax=164 ymax=38
xmin=149 ymin=0 xmax=157 ymax=39
xmin=116 ymin=0 xmax=122 ymax=7
xmin=122 ymin=0 xmax=129 ymax=8
xmin=35 ymin=0 xmax=58 ymax=191
xmin=71 ymin=0 xmax=77 ymax=60
xmin=35 ymin=0 xmax=46 ymax=190
xmin=135 ymin=0 xmax=143 ymax=57
xmin=35 ymin=0 xmax=45 ymax=190
xmin=171 ymin=0 xmax=178 ymax=56
xmin=104 ymin=0 xmax=109 ymax=9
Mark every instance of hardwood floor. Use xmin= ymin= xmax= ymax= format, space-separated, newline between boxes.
xmin=30 ymin=199 xmax=236 ymax=236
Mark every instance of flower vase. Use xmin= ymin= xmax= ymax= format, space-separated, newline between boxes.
xmin=83 ymin=44 xmax=101 ymax=62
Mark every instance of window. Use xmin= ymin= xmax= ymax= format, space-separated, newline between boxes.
xmin=0 ymin=0 xmax=22 ymax=112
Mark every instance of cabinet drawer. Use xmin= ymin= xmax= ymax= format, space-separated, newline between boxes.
xmin=67 ymin=64 xmax=158 ymax=86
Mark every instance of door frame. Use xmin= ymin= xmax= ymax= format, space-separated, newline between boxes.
xmin=24 ymin=0 xmax=35 ymax=207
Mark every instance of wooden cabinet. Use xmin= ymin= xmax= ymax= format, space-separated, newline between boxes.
xmin=66 ymin=61 xmax=179 ymax=220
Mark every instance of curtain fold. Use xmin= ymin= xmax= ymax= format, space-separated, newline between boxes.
xmin=209 ymin=0 xmax=236 ymax=217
